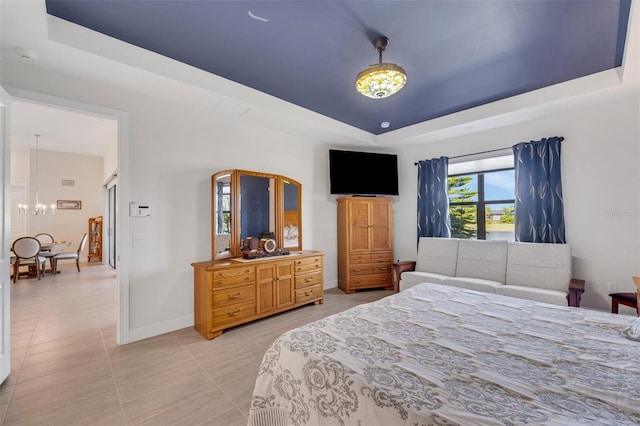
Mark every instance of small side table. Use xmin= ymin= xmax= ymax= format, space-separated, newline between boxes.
xmin=610 ymin=292 xmax=638 ymax=314
xmin=392 ymin=261 xmax=416 ymax=293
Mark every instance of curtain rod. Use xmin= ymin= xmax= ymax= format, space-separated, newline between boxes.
xmin=414 ymin=137 xmax=564 ymax=165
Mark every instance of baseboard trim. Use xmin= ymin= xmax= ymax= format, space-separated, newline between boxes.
xmin=127 ymin=314 xmax=192 ymax=343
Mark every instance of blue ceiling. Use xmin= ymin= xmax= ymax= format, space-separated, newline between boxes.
xmin=45 ymin=1 xmax=631 ymax=135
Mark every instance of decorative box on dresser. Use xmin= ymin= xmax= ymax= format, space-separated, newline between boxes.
xmin=192 ymin=251 xmax=324 ymax=340
xmin=337 ymin=197 xmax=394 ymax=293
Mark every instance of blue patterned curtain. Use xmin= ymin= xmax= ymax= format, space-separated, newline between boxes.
xmin=417 ymin=156 xmax=451 ymax=240
xmin=513 ymin=136 xmax=565 ymax=243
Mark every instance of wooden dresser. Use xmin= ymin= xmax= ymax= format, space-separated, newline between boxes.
xmin=337 ymin=197 xmax=394 ymax=293
xmin=192 ymin=250 xmax=324 ymax=340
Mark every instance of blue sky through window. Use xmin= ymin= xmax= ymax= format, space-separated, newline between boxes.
xmin=450 ymin=170 xmax=514 ymax=202
xmin=485 ymin=169 xmax=514 ymax=201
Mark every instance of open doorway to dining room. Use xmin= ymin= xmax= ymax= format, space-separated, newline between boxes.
xmin=6 ymin=90 xmax=128 ymax=349
xmin=9 ymin=99 xmax=118 ymax=247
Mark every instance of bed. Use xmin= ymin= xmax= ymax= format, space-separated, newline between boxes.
xmin=248 ymin=283 xmax=640 ymax=426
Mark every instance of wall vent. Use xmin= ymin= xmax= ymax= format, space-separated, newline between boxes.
xmin=61 ymin=179 xmax=75 ymax=187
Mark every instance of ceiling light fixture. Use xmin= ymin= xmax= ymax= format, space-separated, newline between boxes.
xmin=18 ymin=134 xmax=55 ymax=215
xmin=355 ymin=36 xmax=407 ymax=99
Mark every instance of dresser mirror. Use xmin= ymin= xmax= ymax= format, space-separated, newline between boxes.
xmin=211 ymin=170 xmax=302 ymax=259
xmin=282 ymin=178 xmax=302 ymax=251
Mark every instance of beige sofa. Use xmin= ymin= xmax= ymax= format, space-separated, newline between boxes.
xmin=399 ymin=237 xmax=585 ymax=307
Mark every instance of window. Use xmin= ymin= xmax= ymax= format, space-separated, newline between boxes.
xmin=448 ymin=168 xmax=515 ymax=240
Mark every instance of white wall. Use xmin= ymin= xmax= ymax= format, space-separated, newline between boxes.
xmin=10 ymin=146 xmax=104 ymax=260
xmin=394 ymin=86 xmax=640 ymax=314
xmin=103 ymin=133 xmax=117 ymax=184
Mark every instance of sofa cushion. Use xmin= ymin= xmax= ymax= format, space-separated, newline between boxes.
xmin=496 ymin=285 xmax=568 ymax=306
xmin=506 ymin=242 xmax=571 ymax=292
xmin=455 ymin=240 xmax=508 ymax=284
xmin=415 ymin=237 xmax=459 ymax=276
xmin=443 ymin=277 xmax=503 ymax=293
xmin=399 ymin=271 xmax=448 ymax=291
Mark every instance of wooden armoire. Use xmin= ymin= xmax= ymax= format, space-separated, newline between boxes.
xmin=337 ymin=197 xmax=394 ymax=293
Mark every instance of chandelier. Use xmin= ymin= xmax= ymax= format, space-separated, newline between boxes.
xmin=18 ymin=134 xmax=55 ymax=215
xmin=355 ymin=36 xmax=407 ymax=99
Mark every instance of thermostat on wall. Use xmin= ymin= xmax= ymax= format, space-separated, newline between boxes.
xmin=130 ymin=203 xmax=151 ymax=217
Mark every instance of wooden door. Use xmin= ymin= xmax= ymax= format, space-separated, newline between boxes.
xmin=370 ymin=200 xmax=392 ymax=251
xmin=275 ymin=261 xmax=294 ymax=308
xmin=348 ymin=199 xmax=371 ymax=252
xmin=256 ymin=264 xmax=276 ymax=314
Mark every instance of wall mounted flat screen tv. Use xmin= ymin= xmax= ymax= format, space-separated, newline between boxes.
xmin=329 ymin=149 xmax=399 ymax=196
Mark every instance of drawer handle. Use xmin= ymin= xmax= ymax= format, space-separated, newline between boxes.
xmin=228 ymin=292 xmax=241 ymax=299
xmin=315 ymin=264 xmax=319 ymax=268
xmin=354 ymin=280 xmax=361 ymax=284
xmin=296 ymin=261 xmax=302 ymax=264
xmin=304 ymin=290 xmax=313 ymax=296
xmin=379 ymin=266 xmax=389 ymax=271
xmin=305 ymin=277 xmax=313 ymax=282
xmin=354 ymin=269 xmax=361 ymax=272
xmin=228 ymin=309 xmax=241 ymax=317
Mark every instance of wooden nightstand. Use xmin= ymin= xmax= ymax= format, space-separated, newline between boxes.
xmin=392 ymin=261 xmax=416 ymax=292
xmin=610 ymin=292 xmax=638 ymax=314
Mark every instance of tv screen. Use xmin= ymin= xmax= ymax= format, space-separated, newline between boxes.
xmin=329 ymin=149 xmax=399 ymax=196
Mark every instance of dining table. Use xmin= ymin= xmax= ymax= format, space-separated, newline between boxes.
xmin=40 ymin=241 xmax=71 ymax=251
xmin=10 ymin=240 xmax=71 ymax=280
xmin=40 ymin=241 xmax=71 ymax=274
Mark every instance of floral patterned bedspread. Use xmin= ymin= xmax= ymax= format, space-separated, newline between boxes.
xmin=247 ymin=283 xmax=640 ymax=426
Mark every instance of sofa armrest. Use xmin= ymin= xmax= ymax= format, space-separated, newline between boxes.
xmin=393 ymin=261 xmax=416 ymax=292
xmin=568 ymin=278 xmax=585 ymax=307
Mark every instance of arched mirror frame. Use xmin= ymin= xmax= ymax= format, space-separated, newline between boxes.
xmin=211 ymin=169 xmax=302 ymax=260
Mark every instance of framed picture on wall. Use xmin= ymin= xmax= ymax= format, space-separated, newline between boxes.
xmin=57 ymin=200 xmax=82 ymax=210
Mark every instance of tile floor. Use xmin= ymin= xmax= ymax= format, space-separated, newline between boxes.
xmin=0 ymin=263 xmax=393 ymax=425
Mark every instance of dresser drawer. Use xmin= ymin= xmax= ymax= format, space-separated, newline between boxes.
xmin=349 ymin=273 xmax=393 ymax=289
xmin=370 ymin=252 xmax=393 ymax=263
xmin=349 ymin=264 xmax=392 ymax=276
xmin=212 ymin=301 xmax=255 ymax=327
xmin=294 ymin=256 xmax=323 ymax=273
xmin=349 ymin=254 xmax=371 ymax=265
xmin=295 ymin=284 xmax=322 ymax=303
xmin=212 ymin=284 xmax=255 ymax=308
xmin=212 ymin=267 xmax=254 ymax=288
xmin=295 ymin=270 xmax=323 ymax=289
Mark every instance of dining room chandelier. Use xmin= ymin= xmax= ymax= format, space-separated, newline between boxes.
xmin=355 ymin=36 xmax=407 ymax=99
xmin=18 ymin=134 xmax=55 ymax=215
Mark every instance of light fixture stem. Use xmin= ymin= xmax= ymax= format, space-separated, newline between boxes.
xmin=35 ymin=134 xmax=40 ymax=207
xmin=35 ymin=135 xmax=40 ymax=209
xmin=378 ymin=48 xmax=383 ymax=64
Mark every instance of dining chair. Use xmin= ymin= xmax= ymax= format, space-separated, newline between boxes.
xmin=34 ymin=233 xmax=54 ymax=245
xmin=53 ymin=233 xmax=88 ymax=273
xmin=35 ymin=232 xmax=56 ymax=270
xmin=11 ymin=237 xmax=47 ymax=283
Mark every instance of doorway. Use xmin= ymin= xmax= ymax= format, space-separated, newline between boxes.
xmin=6 ymin=87 xmax=131 ymax=345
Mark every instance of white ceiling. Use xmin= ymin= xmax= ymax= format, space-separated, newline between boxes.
xmin=11 ymin=100 xmax=117 ymax=157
